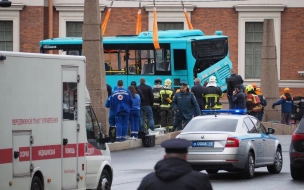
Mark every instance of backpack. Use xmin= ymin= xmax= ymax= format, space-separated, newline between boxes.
xmin=251 ymin=94 xmax=262 ymax=112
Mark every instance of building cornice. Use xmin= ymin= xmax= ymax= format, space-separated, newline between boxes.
xmin=0 ymin=4 xmax=24 ymax=11
xmin=144 ymin=4 xmax=196 ymax=12
xmin=234 ymin=4 xmax=286 ymax=12
xmin=55 ymin=3 xmax=106 ymax=12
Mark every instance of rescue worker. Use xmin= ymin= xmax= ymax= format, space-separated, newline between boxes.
xmin=105 ymin=86 xmax=118 ymax=142
xmin=245 ymin=85 xmax=261 ymax=118
xmin=172 ymin=80 xmax=200 ymax=131
xmin=159 ymin=79 xmax=174 ymax=132
xmin=226 ymin=69 xmax=244 ymax=109
xmin=128 ymin=85 xmax=141 ymax=138
xmin=203 ymin=76 xmax=223 ymax=110
xmin=131 ymin=81 xmax=145 ymax=103
xmin=110 ymin=80 xmax=133 ymax=141
xmin=152 ymin=78 xmax=163 ymax=128
xmin=272 ymin=87 xmax=294 ymax=125
xmin=256 ymin=88 xmax=267 ymax=121
xmin=137 ymin=139 xmax=213 ymax=190
xmin=191 ymin=78 xmax=205 ymax=114
xmin=252 ymin=83 xmax=258 ymax=94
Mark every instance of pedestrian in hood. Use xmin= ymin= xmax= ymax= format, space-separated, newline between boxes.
xmin=137 ymin=139 xmax=213 ymax=190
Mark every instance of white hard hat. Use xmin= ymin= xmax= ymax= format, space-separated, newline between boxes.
xmin=209 ymin=76 xmax=217 ymax=82
xmin=164 ymin=78 xmax=172 ymax=86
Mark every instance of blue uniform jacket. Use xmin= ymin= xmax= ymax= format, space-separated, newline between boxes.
xmin=172 ymin=92 xmax=200 ymax=119
xmin=131 ymin=94 xmax=141 ymax=111
xmin=105 ymin=97 xmax=115 ymax=117
xmin=110 ymin=88 xmax=133 ymax=115
xmin=273 ymin=96 xmax=294 ymax=113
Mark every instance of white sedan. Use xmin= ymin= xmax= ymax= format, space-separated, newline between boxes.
xmin=176 ymin=110 xmax=283 ymax=179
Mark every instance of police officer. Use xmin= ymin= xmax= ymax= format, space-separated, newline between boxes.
xmin=159 ymin=79 xmax=174 ymax=132
xmin=137 ymin=139 xmax=213 ymax=190
xmin=203 ymin=76 xmax=223 ymax=110
xmin=152 ymin=78 xmax=163 ymax=128
xmin=172 ymin=80 xmax=200 ymax=131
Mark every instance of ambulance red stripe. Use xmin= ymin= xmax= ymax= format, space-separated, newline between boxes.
xmin=0 ymin=148 xmax=13 ymax=164
xmin=0 ymin=142 xmax=101 ymax=164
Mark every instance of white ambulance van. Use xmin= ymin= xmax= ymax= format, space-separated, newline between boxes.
xmin=0 ymin=51 xmax=113 ymax=190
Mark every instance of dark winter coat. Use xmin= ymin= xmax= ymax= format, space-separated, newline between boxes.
xmin=172 ymin=92 xmax=201 ymax=119
xmin=232 ymin=91 xmax=246 ymax=109
xmin=137 ymin=158 xmax=213 ymax=190
xmin=226 ymin=74 xmax=243 ymax=97
xmin=191 ymin=84 xmax=205 ymax=106
xmin=138 ymin=83 xmax=154 ymax=106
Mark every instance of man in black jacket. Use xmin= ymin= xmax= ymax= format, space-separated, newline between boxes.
xmin=191 ymin=78 xmax=205 ymax=114
xmin=137 ymin=139 xmax=213 ymax=190
xmin=226 ymin=69 xmax=244 ymax=109
xmin=137 ymin=78 xmax=155 ymax=131
xmin=232 ymin=85 xmax=246 ymax=109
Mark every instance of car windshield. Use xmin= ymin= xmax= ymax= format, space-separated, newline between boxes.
xmin=183 ymin=117 xmax=238 ymax=132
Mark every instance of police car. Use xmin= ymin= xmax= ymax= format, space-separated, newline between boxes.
xmin=176 ymin=109 xmax=283 ymax=179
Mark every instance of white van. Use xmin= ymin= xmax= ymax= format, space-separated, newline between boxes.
xmin=0 ymin=51 xmax=112 ymax=190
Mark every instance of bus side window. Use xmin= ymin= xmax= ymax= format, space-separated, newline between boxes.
xmin=173 ymin=49 xmax=186 ymax=70
xmin=156 ymin=49 xmax=170 ymax=72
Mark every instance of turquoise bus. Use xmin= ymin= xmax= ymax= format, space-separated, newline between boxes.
xmin=40 ymin=29 xmax=232 ymax=90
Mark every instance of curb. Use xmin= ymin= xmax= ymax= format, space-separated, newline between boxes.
xmin=108 ymin=131 xmax=181 ymax=152
xmin=108 ymin=122 xmax=297 ymax=152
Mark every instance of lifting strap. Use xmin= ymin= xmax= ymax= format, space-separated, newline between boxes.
xmin=102 ymin=1 xmax=113 ymax=36
xmin=136 ymin=0 xmax=142 ymax=35
xmin=181 ymin=0 xmax=193 ymax=30
xmin=153 ymin=0 xmax=160 ymax=49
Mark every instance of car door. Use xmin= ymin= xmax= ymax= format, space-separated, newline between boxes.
xmin=250 ymin=117 xmax=275 ymax=164
xmin=243 ymin=117 xmax=264 ymax=165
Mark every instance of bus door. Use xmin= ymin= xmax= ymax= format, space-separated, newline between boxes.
xmin=171 ymin=43 xmax=188 ymax=89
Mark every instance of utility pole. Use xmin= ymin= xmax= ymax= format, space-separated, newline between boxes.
xmin=82 ymin=0 xmax=109 ymax=135
xmin=260 ymin=19 xmax=281 ymax=122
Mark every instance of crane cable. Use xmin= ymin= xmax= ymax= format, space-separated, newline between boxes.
xmin=153 ymin=0 xmax=160 ymax=49
xmin=102 ymin=1 xmax=113 ymax=36
xmin=181 ymin=0 xmax=193 ymax=30
xmin=136 ymin=0 xmax=142 ymax=35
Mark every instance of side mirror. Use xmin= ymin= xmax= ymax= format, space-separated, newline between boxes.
xmin=267 ymin=128 xmax=275 ymax=134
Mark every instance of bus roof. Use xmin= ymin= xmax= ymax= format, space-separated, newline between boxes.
xmin=40 ymin=30 xmax=227 ymax=46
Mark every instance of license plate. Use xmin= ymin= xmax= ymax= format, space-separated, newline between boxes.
xmin=192 ymin=141 xmax=214 ymax=147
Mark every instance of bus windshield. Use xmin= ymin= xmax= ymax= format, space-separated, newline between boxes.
xmin=40 ymin=29 xmax=232 ymax=91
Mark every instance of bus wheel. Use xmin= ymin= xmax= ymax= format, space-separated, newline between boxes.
xmin=97 ymin=170 xmax=111 ymax=190
xmin=31 ymin=176 xmax=43 ymax=190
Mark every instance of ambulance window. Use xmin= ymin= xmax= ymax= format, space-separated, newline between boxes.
xmin=86 ymin=106 xmax=95 ymax=139
xmin=86 ymin=105 xmax=100 ymax=139
xmin=63 ymin=82 xmax=77 ymax=120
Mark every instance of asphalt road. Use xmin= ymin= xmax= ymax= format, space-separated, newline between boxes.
xmin=110 ymin=135 xmax=304 ymax=190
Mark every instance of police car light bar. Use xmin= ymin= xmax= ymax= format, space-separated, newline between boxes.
xmin=201 ymin=109 xmax=247 ymax=114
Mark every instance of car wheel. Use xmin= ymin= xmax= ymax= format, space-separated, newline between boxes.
xmin=241 ymin=152 xmax=255 ymax=179
xmin=206 ymin=169 xmax=219 ymax=174
xmin=290 ymin=166 xmax=304 ymax=180
xmin=97 ymin=170 xmax=111 ymax=190
xmin=267 ymin=148 xmax=283 ymax=174
xmin=31 ymin=176 xmax=43 ymax=190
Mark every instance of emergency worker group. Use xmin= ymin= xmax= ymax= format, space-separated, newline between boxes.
xmin=105 ymin=69 xmax=294 ymax=142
